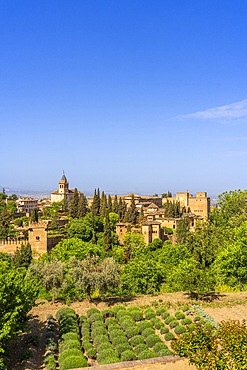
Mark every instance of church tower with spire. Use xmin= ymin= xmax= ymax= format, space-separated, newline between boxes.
xmin=50 ymin=172 xmax=74 ymax=204
xmin=58 ymin=172 xmax=69 ymax=195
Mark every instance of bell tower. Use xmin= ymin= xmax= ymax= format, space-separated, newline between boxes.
xmin=59 ymin=171 xmax=69 ymax=195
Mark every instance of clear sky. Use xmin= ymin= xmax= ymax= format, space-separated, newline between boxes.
xmin=1 ymin=0 xmax=247 ymax=197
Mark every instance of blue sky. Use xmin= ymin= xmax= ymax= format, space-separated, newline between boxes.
xmin=1 ymin=1 xmax=247 ymax=197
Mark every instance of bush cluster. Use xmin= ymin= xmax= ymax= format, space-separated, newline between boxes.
xmin=56 ymin=308 xmax=88 ymax=370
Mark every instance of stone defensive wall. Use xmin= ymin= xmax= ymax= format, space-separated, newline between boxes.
xmin=0 ymin=238 xmax=29 ymax=254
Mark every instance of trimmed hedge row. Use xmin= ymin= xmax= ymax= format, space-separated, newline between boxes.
xmin=56 ymin=307 xmax=88 ymax=369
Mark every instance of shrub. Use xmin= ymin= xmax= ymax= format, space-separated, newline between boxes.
xmin=156 ymin=307 xmax=166 ymax=316
xmin=145 ymin=334 xmax=161 ymax=347
xmin=45 ymin=338 xmax=57 ymax=352
xmin=193 ymin=315 xmax=201 ymax=322
xmin=182 ymin=305 xmax=190 ymax=312
xmin=138 ymin=349 xmax=156 ymax=360
xmin=175 ymin=312 xmax=185 ymax=320
xmin=91 ymin=327 xmax=106 ymax=339
xmin=165 ymin=316 xmax=176 ymax=324
xmin=44 ymin=354 xmax=56 ymax=369
xmin=160 ymin=326 xmax=169 ymax=334
xmin=112 ymin=305 xmax=126 ymax=313
xmin=144 ymin=309 xmax=156 ymax=320
xmin=159 ymin=349 xmax=173 ymax=356
xmin=61 ymin=332 xmax=79 ymax=341
xmin=174 ymin=325 xmax=186 ymax=335
xmin=97 ymin=348 xmax=118 ymax=362
xmin=59 ymin=339 xmax=81 ymax=353
xmin=181 ymin=318 xmax=192 ymax=325
xmin=58 ymin=348 xmax=83 ymax=364
xmin=161 ymin=311 xmax=170 ymax=320
xmin=109 ymin=329 xmax=123 ymax=340
xmin=137 ymin=320 xmax=153 ymax=333
xmin=129 ymin=335 xmax=145 ymax=347
xmin=152 ymin=318 xmax=163 ymax=330
xmin=59 ymin=355 xmax=88 ymax=370
xmin=88 ymin=313 xmax=103 ymax=323
xmin=164 ymin=332 xmax=175 ymax=341
xmin=107 ymin=323 xmax=121 ymax=332
xmin=129 ymin=310 xmax=143 ymax=321
xmin=98 ymin=356 xmax=119 ymax=365
xmin=204 ymin=322 xmax=213 ymax=329
xmin=93 ymin=334 xmax=109 ymax=348
xmin=56 ymin=307 xmax=76 ymax=321
xmin=134 ymin=343 xmax=149 ymax=355
xmin=87 ymin=347 xmax=97 ymax=359
xmin=142 ymin=327 xmax=155 ymax=338
xmin=127 ymin=306 xmax=141 ymax=312
xmin=105 ymin=317 xmax=118 ymax=327
xmin=91 ymin=320 xmax=105 ymax=330
xmin=82 ymin=340 xmax=93 ymax=351
xmin=153 ymin=342 xmax=168 ymax=353
xmin=79 ymin=314 xmax=88 ymax=324
xmin=111 ymin=335 xmax=129 ymax=346
xmin=120 ymin=350 xmax=136 ymax=361
xmin=86 ymin=307 xmax=100 ymax=317
xmin=115 ymin=342 xmax=131 ymax=356
xmin=102 ymin=308 xmax=114 ymax=317
xmin=119 ymin=318 xmax=135 ymax=329
xmin=169 ymin=320 xmax=179 ymax=329
xmin=188 ymin=323 xmax=196 ymax=331
xmin=97 ymin=342 xmax=113 ymax=353
xmin=125 ymin=326 xmax=139 ymax=338
xmin=116 ymin=310 xmax=128 ymax=319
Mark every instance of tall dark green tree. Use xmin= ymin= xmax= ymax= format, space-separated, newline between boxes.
xmin=13 ymin=243 xmax=32 ymax=268
xmin=78 ymin=193 xmax=88 ymax=218
xmin=176 ymin=216 xmax=190 ymax=244
xmin=118 ymin=197 xmax=127 ymax=222
xmin=107 ymin=195 xmax=112 ymax=213
xmin=0 ymin=206 xmax=10 ymax=238
xmin=125 ymin=194 xmax=137 ymax=224
xmin=91 ymin=188 xmax=100 ymax=216
xmin=69 ymin=188 xmax=79 ymax=218
xmin=30 ymin=208 xmax=39 ymax=223
xmin=113 ymin=195 xmax=119 ymax=214
xmin=104 ymin=212 xmax=112 ymax=250
xmin=100 ymin=191 xmax=107 ymax=218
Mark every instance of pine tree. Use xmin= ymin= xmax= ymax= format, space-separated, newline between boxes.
xmin=78 ymin=193 xmax=88 ymax=218
xmin=69 ymin=188 xmax=79 ymax=218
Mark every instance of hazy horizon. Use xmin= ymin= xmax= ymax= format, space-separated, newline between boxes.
xmin=1 ymin=1 xmax=247 ymax=196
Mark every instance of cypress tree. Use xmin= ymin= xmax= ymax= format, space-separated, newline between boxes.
xmin=118 ymin=197 xmax=127 ymax=222
xmin=69 ymin=188 xmax=79 ymax=218
xmin=30 ymin=208 xmax=39 ymax=223
xmin=125 ymin=194 xmax=137 ymax=224
xmin=78 ymin=193 xmax=88 ymax=218
xmin=107 ymin=195 xmax=112 ymax=213
xmin=100 ymin=191 xmax=107 ymax=217
xmin=92 ymin=188 xmax=100 ymax=216
xmin=113 ymin=195 xmax=119 ymax=213
xmin=103 ymin=212 xmax=112 ymax=250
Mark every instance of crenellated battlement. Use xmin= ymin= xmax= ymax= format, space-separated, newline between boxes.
xmin=0 ymin=238 xmax=29 ymax=246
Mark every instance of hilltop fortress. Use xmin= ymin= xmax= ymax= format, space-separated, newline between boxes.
xmin=0 ymin=174 xmax=210 ymax=255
